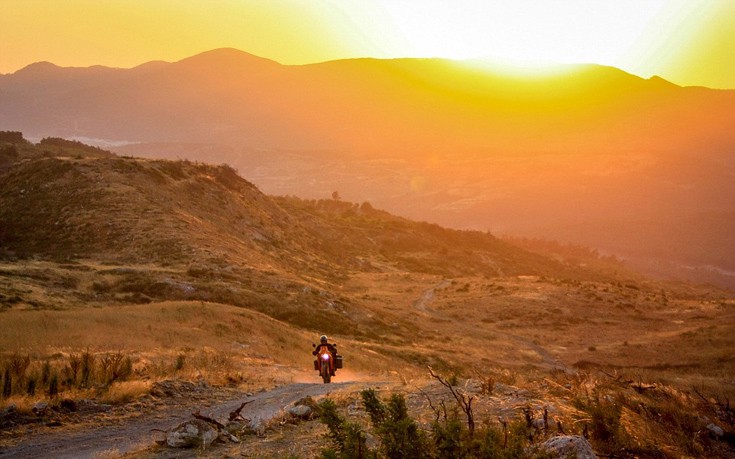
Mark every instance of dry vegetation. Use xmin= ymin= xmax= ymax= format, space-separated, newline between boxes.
xmin=1 ymin=136 xmax=734 ymax=457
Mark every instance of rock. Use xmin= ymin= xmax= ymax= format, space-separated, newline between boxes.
xmin=0 ymin=404 xmax=17 ymax=418
xmin=32 ymin=401 xmax=49 ymax=415
xmin=59 ymin=398 xmax=78 ymax=412
xmin=541 ymin=435 xmax=597 ymax=459
xmin=707 ymin=423 xmax=725 ymax=438
xmin=166 ymin=419 xmax=219 ymax=448
xmin=248 ymin=418 xmax=267 ymax=437
xmin=76 ymin=399 xmax=112 ymax=414
xmin=287 ymin=404 xmax=312 ymax=419
xmin=151 ymin=380 xmax=197 ymax=398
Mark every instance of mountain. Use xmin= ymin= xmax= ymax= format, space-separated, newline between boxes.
xmin=1 ymin=49 xmax=734 ymax=288
xmin=2 ymin=48 xmax=733 ymax=153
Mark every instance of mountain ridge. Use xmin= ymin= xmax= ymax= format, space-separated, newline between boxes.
xmin=2 ymin=47 xmax=732 ymax=151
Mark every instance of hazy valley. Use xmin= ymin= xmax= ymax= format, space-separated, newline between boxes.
xmin=3 ymin=48 xmax=733 ymax=288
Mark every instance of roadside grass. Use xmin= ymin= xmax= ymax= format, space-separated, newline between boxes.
xmin=0 ymin=301 xmax=314 ymax=401
xmin=0 ymin=299 xmax=413 ymax=404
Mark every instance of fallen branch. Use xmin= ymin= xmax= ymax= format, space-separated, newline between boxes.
xmin=192 ymin=411 xmax=239 ymax=443
xmin=228 ymin=400 xmax=254 ymax=422
xmin=631 ymin=382 xmax=656 ymax=393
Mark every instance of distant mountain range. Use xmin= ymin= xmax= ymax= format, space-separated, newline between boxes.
xmin=2 ymin=48 xmax=734 ymax=288
xmin=2 ymin=47 xmax=733 ymax=152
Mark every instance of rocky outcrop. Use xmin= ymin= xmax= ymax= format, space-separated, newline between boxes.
xmin=541 ymin=435 xmax=597 ymax=459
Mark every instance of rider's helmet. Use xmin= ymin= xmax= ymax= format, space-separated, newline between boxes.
xmin=320 ymin=335 xmax=328 ymax=343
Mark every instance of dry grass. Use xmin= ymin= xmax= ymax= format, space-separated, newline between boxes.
xmin=98 ymin=381 xmax=152 ymax=405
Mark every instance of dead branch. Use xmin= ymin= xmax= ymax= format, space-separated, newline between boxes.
xmin=543 ymin=377 xmax=573 ymax=392
xmin=497 ymin=416 xmax=508 ymax=448
xmin=631 ymin=382 xmax=656 ymax=393
xmin=599 ymin=369 xmax=632 ymax=385
xmin=228 ymin=400 xmax=254 ymax=422
xmin=193 ymin=411 xmax=226 ymax=430
xmin=554 ymin=416 xmax=566 ymax=435
xmin=415 ymin=385 xmax=441 ymax=422
xmin=428 ymin=366 xmax=475 ymax=437
xmin=192 ymin=411 xmax=239 ymax=443
xmin=543 ymin=407 xmax=548 ymax=433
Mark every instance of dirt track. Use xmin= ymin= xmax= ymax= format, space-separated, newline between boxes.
xmin=0 ymin=381 xmax=366 ymax=459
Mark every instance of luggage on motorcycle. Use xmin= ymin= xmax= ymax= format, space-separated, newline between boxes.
xmin=335 ymin=354 xmax=343 ymax=369
xmin=313 ymin=360 xmax=319 ymax=371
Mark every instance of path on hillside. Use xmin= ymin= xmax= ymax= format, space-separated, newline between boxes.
xmin=1 ymin=381 xmax=372 ymax=459
xmin=411 ymin=279 xmax=572 ymax=373
xmin=413 ymin=279 xmax=451 ymax=311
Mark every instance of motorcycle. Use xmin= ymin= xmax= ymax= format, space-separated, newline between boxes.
xmin=313 ymin=343 xmax=343 ymax=384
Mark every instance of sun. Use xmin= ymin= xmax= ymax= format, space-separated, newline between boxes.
xmin=371 ymin=0 xmax=683 ymax=73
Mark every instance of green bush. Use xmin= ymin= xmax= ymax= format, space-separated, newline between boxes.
xmin=317 ymin=398 xmax=374 ymax=459
xmin=361 ymin=390 xmax=429 ymax=459
xmin=318 ymin=388 xmax=549 ymax=459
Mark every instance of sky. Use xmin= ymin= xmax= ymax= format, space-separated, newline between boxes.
xmin=1 ymin=0 xmax=733 ymax=88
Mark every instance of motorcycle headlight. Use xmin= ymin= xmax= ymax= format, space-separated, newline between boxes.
xmin=321 ymin=353 xmax=330 ymax=360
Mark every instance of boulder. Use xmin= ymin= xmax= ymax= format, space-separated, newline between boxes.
xmin=541 ymin=435 xmax=597 ymax=459
xmin=32 ymin=401 xmax=49 ymax=415
xmin=0 ymin=404 xmax=17 ymax=419
xmin=151 ymin=380 xmax=196 ymax=398
xmin=166 ymin=419 xmax=219 ymax=448
xmin=707 ymin=423 xmax=725 ymax=438
xmin=287 ymin=404 xmax=312 ymax=419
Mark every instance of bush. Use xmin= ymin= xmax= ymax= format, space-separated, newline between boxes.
xmin=318 ymin=387 xmax=549 ymax=459
xmin=317 ymin=398 xmax=373 ymax=459
xmin=362 ymin=390 xmax=429 ymax=459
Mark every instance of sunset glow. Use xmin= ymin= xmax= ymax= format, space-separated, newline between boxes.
xmin=1 ymin=0 xmax=733 ymax=88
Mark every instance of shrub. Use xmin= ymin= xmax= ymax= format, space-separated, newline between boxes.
xmin=80 ymin=350 xmax=95 ymax=388
xmin=100 ymin=352 xmax=133 ymax=385
xmin=317 ymin=398 xmax=373 ymax=459
xmin=319 ymin=387 xmax=548 ymax=459
xmin=2 ymin=367 xmax=11 ymax=398
xmin=48 ymin=373 xmax=59 ymax=398
xmin=26 ymin=374 xmax=37 ymax=396
xmin=575 ymin=391 xmax=629 ymax=455
xmin=363 ymin=391 xmax=429 ymax=459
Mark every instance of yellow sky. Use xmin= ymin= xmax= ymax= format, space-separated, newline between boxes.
xmin=1 ymin=0 xmax=733 ymax=88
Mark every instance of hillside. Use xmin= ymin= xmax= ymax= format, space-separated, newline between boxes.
xmin=0 ymin=136 xmax=615 ymax=335
xmin=1 ymin=138 xmax=734 ymax=458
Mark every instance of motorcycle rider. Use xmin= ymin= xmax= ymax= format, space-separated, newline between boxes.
xmin=313 ymin=335 xmax=337 ymax=375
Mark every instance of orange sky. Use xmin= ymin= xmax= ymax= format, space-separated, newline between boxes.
xmin=1 ymin=0 xmax=733 ymax=88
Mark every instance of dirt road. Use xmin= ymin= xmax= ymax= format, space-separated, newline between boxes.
xmin=1 ymin=381 xmax=365 ymax=459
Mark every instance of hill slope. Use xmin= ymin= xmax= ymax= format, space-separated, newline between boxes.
xmin=1 ymin=138 xmax=615 ymax=333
